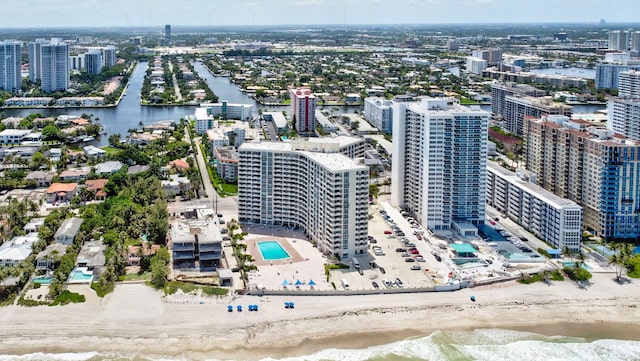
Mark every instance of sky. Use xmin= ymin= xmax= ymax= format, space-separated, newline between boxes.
xmin=0 ymin=0 xmax=637 ymax=28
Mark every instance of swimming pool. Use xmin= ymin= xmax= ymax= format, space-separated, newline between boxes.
xmin=33 ymin=276 xmax=52 ymax=284
xmin=68 ymin=267 xmax=94 ymax=283
xmin=562 ymin=261 xmax=592 ymax=270
xmin=257 ymin=241 xmax=290 ymax=260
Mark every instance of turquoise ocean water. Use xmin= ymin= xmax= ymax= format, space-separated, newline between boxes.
xmin=1 ymin=328 xmax=640 ymax=361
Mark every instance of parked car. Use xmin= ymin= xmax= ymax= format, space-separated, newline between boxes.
xmin=372 ymin=281 xmax=379 ymax=289
xmin=379 ymin=267 xmax=386 ymax=274
xmin=401 ymin=253 xmax=410 ymax=257
xmin=411 ymin=265 xmax=421 ymax=270
xmin=410 ymin=249 xmax=420 ymax=254
xmin=396 ymin=248 xmax=407 ymax=252
xmin=434 ymin=254 xmax=442 ymax=262
xmin=384 ymin=230 xmax=392 ymax=235
xmin=383 ymin=279 xmax=392 ymax=288
xmin=395 ymin=278 xmax=403 ymax=287
xmin=405 ymin=258 xmax=415 ymax=263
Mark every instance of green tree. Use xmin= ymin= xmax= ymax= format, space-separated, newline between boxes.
xmin=42 ymin=125 xmax=65 ymax=142
xmin=150 ymin=247 xmax=170 ymax=288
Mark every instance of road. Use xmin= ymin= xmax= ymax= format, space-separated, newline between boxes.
xmin=168 ymin=61 xmax=182 ymax=101
xmin=187 ymin=126 xmax=239 ymax=221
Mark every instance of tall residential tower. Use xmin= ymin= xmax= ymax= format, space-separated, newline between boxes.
xmin=391 ymin=98 xmax=489 ymax=234
xmin=0 ymin=40 xmax=22 ymax=93
xmin=290 ymin=87 xmax=316 ymax=135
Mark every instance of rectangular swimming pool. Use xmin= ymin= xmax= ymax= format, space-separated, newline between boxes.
xmin=257 ymin=241 xmax=291 ymax=260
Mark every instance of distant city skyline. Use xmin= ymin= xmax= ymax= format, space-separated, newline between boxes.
xmin=0 ymin=0 xmax=638 ymax=28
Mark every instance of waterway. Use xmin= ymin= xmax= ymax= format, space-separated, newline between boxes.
xmin=529 ymin=67 xmax=596 ymax=80
xmin=2 ymin=61 xmax=605 ymax=146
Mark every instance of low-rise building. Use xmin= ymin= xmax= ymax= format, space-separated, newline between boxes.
xmin=45 ymin=182 xmax=78 ymax=203
xmin=84 ymin=179 xmax=108 ymax=201
xmin=161 ymin=174 xmax=191 ymax=198
xmin=3 ymin=97 xmax=54 ymax=107
xmin=169 ymin=208 xmax=223 ymax=271
xmin=59 ymin=167 xmax=90 ymax=182
xmin=0 ymin=129 xmax=30 ymax=145
xmin=0 ymin=235 xmax=39 ymax=267
xmin=23 ymin=217 xmax=45 ymax=234
xmin=126 ymin=243 xmax=161 ymax=266
xmin=486 ymin=161 xmax=583 ymax=251
xmin=25 ymin=170 xmax=55 ymax=187
xmin=56 ymin=97 xmax=104 ymax=106
xmin=54 ymin=217 xmax=84 ymax=245
xmin=214 ymin=146 xmax=239 ymax=182
xmin=76 ymin=240 xmax=106 ymax=269
xmin=262 ymin=112 xmax=288 ymax=134
xmin=94 ymin=161 xmax=124 ymax=175
xmin=35 ymin=243 xmax=68 ymax=271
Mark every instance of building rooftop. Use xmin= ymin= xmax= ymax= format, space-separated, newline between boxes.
xmin=54 ymin=217 xmax=84 ymax=238
xmin=46 ymin=182 xmax=78 ymax=194
xmin=0 ymin=235 xmax=39 ymax=262
xmin=487 ymin=161 xmax=582 ymax=210
xmin=77 ymin=240 xmax=106 ymax=268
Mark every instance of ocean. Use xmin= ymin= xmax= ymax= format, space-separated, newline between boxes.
xmin=2 ymin=329 xmax=639 ymax=361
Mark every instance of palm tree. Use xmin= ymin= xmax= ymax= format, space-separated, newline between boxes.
xmin=609 ymin=243 xmax=634 ymax=283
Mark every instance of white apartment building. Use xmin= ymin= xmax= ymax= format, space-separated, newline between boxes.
xmin=391 ymin=98 xmax=489 ymax=234
xmin=40 ymin=39 xmax=69 ymax=92
xmin=290 ymin=136 xmax=365 ymax=159
xmin=364 ymin=97 xmax=393 ymax=133
xmin=238 ymin=141 xmax=369 ymax=261
xmin=84 ymin=49 xmax=102 ymax=75
xmin=504 ymin=95 xmax=573 ymax=136
xmin=608 ymin=97 xmax=640 ymax=141
xmin=486 ymin=161 xmax=583 ymax=251
xmin=290 ymin=87 xmax=316 ymax=134
xmin=618 ymin=70 xmax=640 ymax=97
xmin=0 ymin=40 xmax=22 ymax=93
xmin=466 ymin=56 xmax=488 ymax=75
xmin=198 ymin=101 xmax=253 ymax=124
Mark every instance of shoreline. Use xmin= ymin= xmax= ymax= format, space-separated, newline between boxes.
xmin=1 ymin=273 xmax=640 ymax=360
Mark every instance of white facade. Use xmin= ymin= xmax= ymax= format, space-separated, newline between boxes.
xmin=0 ymin=235 xmax=39 ymax=267
xmin=364 ymin=97 xmax=393 ymax=133
xmin=391 ymin=98 xmax=489 ymax=233
xmin=0 ymin=40 xmax=22 ymax=93
xmin=466 ymin=56 xmax=488 ymax=75
xmin=619 ymin=70 xmax=640 ymax=97
xmin=194 ymin=107 xmax=214 ymax=134
xmin=28 ymin=38 xmax=47 ymax=82
xmin=290 ymin=88 xmax=316 ymax=134
xmin=238 ymin=141 xmax=369 ymax=261
xmin=486 ymin=161 xmax=583 ymax=251
xmin=40 ymin=39 xmax=69 ymax=92
xmin=199 ymin=102 xmax=253 ymax=122
xmin=608 ymin=98 xmax=640 ymax=141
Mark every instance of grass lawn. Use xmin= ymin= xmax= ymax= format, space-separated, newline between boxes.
xmin=121 ymin=271 xmax=152 ymax=282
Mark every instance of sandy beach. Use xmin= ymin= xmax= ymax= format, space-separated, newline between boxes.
xmin=1 ymin=272 xmax=640 ymax=360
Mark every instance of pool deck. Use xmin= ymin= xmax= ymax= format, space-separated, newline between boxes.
xmin=246 ymin=237 xmax=304 ymax=266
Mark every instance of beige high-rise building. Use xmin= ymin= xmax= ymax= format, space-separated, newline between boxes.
xmin=524 ymin=115 xmax=640 ymax=240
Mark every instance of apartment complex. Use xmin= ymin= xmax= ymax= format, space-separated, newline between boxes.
xmin=486 ymin=161 xmax=583 ymax=251
xmin=290 ymin=87 xmax=316 ymax=135
xmin=169 ymin=208 xmax=223 ymax=272
xmin=364 ymin=97 xmax=393 ymax=133
xmin=608 ymin=70 xmax=640 ymax=141
xmin=0 ymin=40 xmax=22 ymax=93
xmin=503 ymin=95 xmax=572 ymax=136
xmin=238 ymin=141 xmax=369 ymax=261
xmin=103 ymin=45 xmax=116 ymax=67
xmin=524 ymin=115 xmax=640 ymax=240
xmin=391 ymin=98 xmax=489 ymax=235
xmin=84 ymin=49 xmax=102 ymax=75
xmin=596 ymin=62 xmax=640 ymax=89
xmin=490 ymin=82 xmax=546 ymax=123
xmin=471 ymin=48 xmax=503 ymax=66
xmin=609 ymin=30 xmax=631 ymax=51
xmin=39 ymin=39 xmax=70 ymax=92
xmin=466 ymin=57 xmax=488 ymax=75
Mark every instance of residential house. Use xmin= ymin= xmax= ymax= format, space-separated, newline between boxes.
xmin=84 ymin=179 xmax=108 ymax=201
xmin=59 ymin=167 xmax=90 ymax=182
xmin=76 ymin=240 xmax=106 ymax=270
xmin=45 ymin=182 xmax=78 ymax=203
xmin=0 ymin=235 xmax=39 ymax=267
xmin=54 ymin=217 xmax=84 ymax=245
xmin=161 ymin=174 xmax=191 ymax=198
xmin=25 ymin=170 xmax=55 ymax=187
xmin=83 ymin=145 xmax=106 ymax=159
xmin=94 ymin=161 xmax=123 ymax=175
xmin=23 ymin=217 xmax=45 ymax=234
xmin=127 ymin=165 xmax=149 ymax=175
xmin=35 ymin=243 xmax=68 ymax=271
xmin=169 ymin=159 xmax=190 ymax=172
xmin=127 ymin=243 xmax=161 ymax=266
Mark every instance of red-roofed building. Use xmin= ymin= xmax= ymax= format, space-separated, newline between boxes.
xmin=169 ymin=159 xmax=190 ymax=171
xmin=46 ymin=183 xmax=78 ymax=203
xmin=84 ymin=179 xmax=109 ymax=201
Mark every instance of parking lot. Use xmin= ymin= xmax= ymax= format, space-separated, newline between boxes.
xmin=330 ymin=201 xmax=455 ymax=291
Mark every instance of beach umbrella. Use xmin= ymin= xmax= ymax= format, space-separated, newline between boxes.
xmin=282 ymin=279 xmax=290 ymax=286
xmin=308 ymin=279 xmax=317 ymax=286
xmin=294 ymin=279 xmax=303 ymax=286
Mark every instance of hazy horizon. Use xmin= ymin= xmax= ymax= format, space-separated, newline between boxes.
xmin=0 ymin=0 xmax=637 ymax=28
